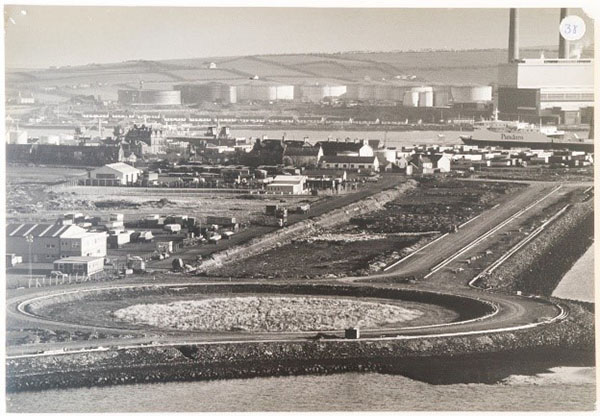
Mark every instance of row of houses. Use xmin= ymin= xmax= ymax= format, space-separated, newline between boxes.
xmin=79 ymin=112 xmax=433 ymax=126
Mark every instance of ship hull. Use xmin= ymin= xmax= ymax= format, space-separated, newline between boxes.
xmin=461 ymin=137 xmax=594 ymax=153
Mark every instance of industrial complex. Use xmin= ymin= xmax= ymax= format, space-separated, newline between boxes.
xmin=3 ymin=6 xmax=595 ymax=412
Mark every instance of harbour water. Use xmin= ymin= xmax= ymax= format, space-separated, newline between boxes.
xmin=21 ymin=126 xmax=467 ymax=148
xmin=6 ymin=367 xmax=595 ymax=412
xmin=232 ymin=128 xmax=466 ymax=147
xmin=553 ymin=244 xmax=595 ymax=303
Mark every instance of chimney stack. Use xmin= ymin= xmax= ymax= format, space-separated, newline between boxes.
xmin=558 ymin=8 xmax=569 ymax=59
xmin=508 ymin=8 xmax=520 ymax=62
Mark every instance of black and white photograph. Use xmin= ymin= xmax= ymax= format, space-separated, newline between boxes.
xmin=2 ymin=1 xmax=597 ymax=412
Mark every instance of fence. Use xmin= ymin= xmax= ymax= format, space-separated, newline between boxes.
xmin=25 ymin=270 xmax=124 ymax=289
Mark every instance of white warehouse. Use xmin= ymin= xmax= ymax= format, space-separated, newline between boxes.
xmin=266 ymin=175 xmax=307 ymax=195
xmin=86 ymin=163 xmax=142 ymax=186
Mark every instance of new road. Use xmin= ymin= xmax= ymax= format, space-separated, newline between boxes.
xmin=6 ymin=181 xmax=581 ymax=359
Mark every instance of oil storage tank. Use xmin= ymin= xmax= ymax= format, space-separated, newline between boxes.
xmin=433 ymin=90 xmax=450 ymax=107
xmin=409 ymin=86 xmax=433 ymax=107
xmin=175 ymin=83 xmax=237 ymax=104
xmin=403 ymin=90 xmax=419 ymax=107
xmin=118 ymin=89 xmax=181 ymax=106
xmin=237 ymin=83 xmax=294 ymax=101
xmin=450 ymin=86 xmax=493 ymax=103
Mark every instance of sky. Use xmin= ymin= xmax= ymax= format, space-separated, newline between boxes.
xmin=3 ymin=6 xmax=595 ymax=68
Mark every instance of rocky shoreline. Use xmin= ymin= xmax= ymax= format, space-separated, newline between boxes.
xmin=478 ymin=199 xmax=594 ymax=296
xmin=6 ymin=298 xmax=594 ymax=392
xmin=6 ymin=197 xmax=595 ymax=393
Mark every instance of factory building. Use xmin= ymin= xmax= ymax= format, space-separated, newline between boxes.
xmin=497 ymin=8 xmax=594 ymax=124
xmin=6 ymin=223 xmax=107 ymax=263
xmin=118 ymin=89 xmax=181 ymax=106
xmin=175 ymin=83 xmax=237 ymax=104
xmin=497 ymin=58 xmax=594 ymax=122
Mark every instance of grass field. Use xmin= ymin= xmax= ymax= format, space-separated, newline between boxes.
xmin=6 ymin=165 xmax=89 ymax=185
xmin=10 ymin=47 xmax=592 ymax=103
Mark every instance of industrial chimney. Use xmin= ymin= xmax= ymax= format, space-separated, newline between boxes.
xmin=558 ymin=8 xmax=569 ymax=59
xmin=508 ymin=8 xmax=520 ymax=62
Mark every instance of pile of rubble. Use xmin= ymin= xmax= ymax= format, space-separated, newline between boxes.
xmin=297 ymin=232 xmax=387 ymax=244
xmin=112 ymin=296 xmax=423 ymax=332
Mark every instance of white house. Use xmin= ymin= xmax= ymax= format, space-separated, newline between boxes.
xmin=86 ymin=162 xmax=141 ymax=186
xmin=316 ymin=139 xmax=374 ymax=158
xmin=417 ymin=154 xmax=451 ymax=174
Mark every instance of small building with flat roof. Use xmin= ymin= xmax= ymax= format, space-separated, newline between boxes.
xmin=266 ymin=175 xmax=307 ymax=195
xmin=53 ymin=256 xmax=104 ymax=277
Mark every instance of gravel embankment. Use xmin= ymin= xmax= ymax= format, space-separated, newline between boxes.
xmin=478 ymin=200 xmax=594 ymax=296
xmin=6 ymin=301 xmax=593 ymax=392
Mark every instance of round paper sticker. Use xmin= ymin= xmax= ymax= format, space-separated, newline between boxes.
xmin=559 ymin=15 xmax=586 ymax=41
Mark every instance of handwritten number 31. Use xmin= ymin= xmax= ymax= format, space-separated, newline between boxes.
xmin=564 ymin=24 xmax=577 ymax=34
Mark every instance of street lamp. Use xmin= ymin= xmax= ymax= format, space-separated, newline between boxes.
xmin=25 ymin=234 xmax=34 ymax=281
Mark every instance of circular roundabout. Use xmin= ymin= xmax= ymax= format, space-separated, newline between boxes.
xmin=15 ymin=283 xmax=500 ymax=338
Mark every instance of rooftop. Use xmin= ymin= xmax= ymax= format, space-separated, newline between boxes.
xmin=103 ymin=162 xmax=141 ymax=174
xmin=284 ymin=147 xmax=320 ymax=157
xmin=6 ymin=223 xmax=87 ymax=239
xmin=53 ymin=256 xmax=104 ymax=264
xmin=271 ymin=175 xmax=307 ymax=185
xmin=322 ymin=155 xmax=377 ymax=164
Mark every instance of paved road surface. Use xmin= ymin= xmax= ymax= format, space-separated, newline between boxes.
xmin=5 ymin=180 xmax=580 ymax=358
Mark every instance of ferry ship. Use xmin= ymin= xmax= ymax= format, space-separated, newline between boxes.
xmin=460 ymin=118 xmax=594 ymax=153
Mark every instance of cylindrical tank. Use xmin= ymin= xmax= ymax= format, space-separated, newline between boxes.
xmin=450 ymin=86 xmax=492 ymax=103
xmin=358 ymin=84 xmax=375 ymax=100
xmin=373 ymin=85 xmax=390 ymax=101
xmin=325 ymin=85 xmax=347 ymax=98
xmin=236 ymin=85 xmax=251 ymax=101
xmin=418 ymin=91 xmax=434 ymax=107
xmin=388 ymin=86 xmax=405 ymax=102
xmin=274 ymin=85 xmax=294 ymax=100
xmin=403 ymin=91 xmax=419 ymax=107
xmin=118 ymin=89 xmax=181 ymax=105
xmin=345 ymin=84 xmax=360 ymax=100
xmin=434 ymin=91 xmax=450 ymax=107
xmin=410 ymin=86 xmax=433 ymax=107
